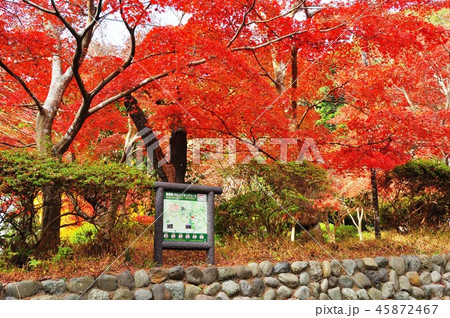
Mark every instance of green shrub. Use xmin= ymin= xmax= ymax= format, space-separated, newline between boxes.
xmin=69 ymin=223 xmax=99 ymax=245
xmin=0 ymin=149 xmax=154 ymax=265
xmin=52 ymin=246 xmax=73 ymax=261
xmin=217 ymin=161 xmax=329 ymax=238
xmin=380 ymin=159 xmax=449 ymax=230
xmin=319 ymin=223 xmax=358 ymax=242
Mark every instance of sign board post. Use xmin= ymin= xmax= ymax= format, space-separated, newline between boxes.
xmin=154 ymin=182 xmax=223 ymax=266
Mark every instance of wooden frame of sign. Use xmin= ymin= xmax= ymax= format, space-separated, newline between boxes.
xmin=153 ymin=182 xmax=223 ymax=266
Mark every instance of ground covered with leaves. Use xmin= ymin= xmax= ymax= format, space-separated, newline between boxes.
xmin=0 ymin=229 xmax=448 ymax=283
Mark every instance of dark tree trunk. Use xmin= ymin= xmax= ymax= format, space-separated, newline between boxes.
xmin=370 ymin=168 xmax=381 ymax=239
xmin=290 ymin=44 xmax=298 ymax=117
xmin=170 ymin=128 xmax=187 ymax=183
xmin=39 ymin=185 xmax=62 ymax=252
xmin=124 ymin=94 xmax=187 ymax=183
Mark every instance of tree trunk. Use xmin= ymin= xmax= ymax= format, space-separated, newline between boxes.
xmin=290 ymin=44 xmax=298 ymax=119
xmin=39 ymin=185 xmax=62 ymax=252
xmin=124 ymin=94 xmax=189 ymax=183
xmin=370 ymin=168 xmax=381 ymax=239
xmin=36 ymin=109 xmax=62 ymax=252
xmin=170 ymin=128 xmax=187 ymax=183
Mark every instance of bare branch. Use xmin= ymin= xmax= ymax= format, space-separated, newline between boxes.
xmin=251 ymin=51 xmax=277 ymax=85
xmin=227 ymin=0 xmax=256 ymax=48
xmin=50 ymin=0 xmax=79 ymax=39
xmin=22 ymin=0 xmax=56 ymax=14
xmin=231 ymin=30 xmax=308 ymax=51
xmin=247 ymin=2 xmax=318 ymax=25
xmin=0 ymin=59 xmax=43 ymax=113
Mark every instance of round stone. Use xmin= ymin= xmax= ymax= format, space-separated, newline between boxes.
xmin=362 ymin=258 xmax=378 ymax=270
xmin=294 ymin=286 xmax=309 ymax=300
xmin=367 ymin=287 xmax=382 ymax=300
xmin=308 ymin=282 xmax=320 ymax=298
xmin=399 ymin=275 xmax=411 ymax=291
xmin=422 ymin=284 xmax=444 ymax=298
xmin=431 ymin=271 xmax=441 ymax=283
xmin=222 ymin=280 xmax=240 ymax=297
xmin=235 ymin=266 xmax=252 ymax=279
xmin=184 ymin=284 xmax=201 ymax=300
xmin=291 ymin=261 xmax=309 ymax=274
xmin=330 ymin=260 xmax=341 ymax=276
xmin=204 ymin=282 xmax=221 ymax=296
xmin=338 ymin=275 xmax=353 ymax=288
xmin=320 ymin=278 xmax=329 ymax=292
xmin=113 ymin=288 xmax=134 ymax=300
xmin=328 ymin=276 xmax=338 ymax=288
xmin=273 ymin=262 xmax=290 ymax=274
xmin=117 ymin=271 xmax=135 ymax=290
xmin=248 ymin=263 xmax=262 ymax=277
xmin=322 ymin=261 xmax=331 ymax=278
xmin=356 ymin=289 xmax=369 ymax=300
xmin=88 ymin=289 xmax=109 ymax=300
xmin=218 ymin=267 xmax=236 ymax=281
xmin=410 ymin=286 xmax=425 ymax=299
xmin=432 ymin=254 xmax=443 ymax=266
xmin=259 ymin=261 xmax=273 ymax=276
xmin=168 ymin=266 xmax=185 ymax=280
xmin=278 ymin=273 xmax=299 ymax=288
xmin=150 ymin=284 xmax=171 ymax=300
xmin=374 ymin=256 xmax=389 ymax=268
xmin=394 ymin=291 xmax=409 ymax=300
xmin=405 ymin=255 xmax=421 ymax=272
xmin=381 ymin=282 xmax=395 ymax=299
xmin=239 ymin=280 xmax=253 ymax=297
xmin=354 ymin=259 xmax=365 ymax=272
xmin=64 ymin=294 xmax=79 ymax=300
xmin=389 ymin=270 xmax=399 ymax=290
xmin=134 ymin=270 xmax=150 ymax=288
xmin=4 ymin=280 xmax=42 ymax=299
xmin=195 ymin=294 xmax=214 ymax=300
xmin=389 ymin=257 xmax=406 ymax=275
xmin=97 ymin=274 xmax=118 ymax=291
xmin=418 ymin=255 xmax=432 ymax=271
xmin=216 ymin=292 xmax=229 ymax=300
xmin=164 ymin=281 xmax=185 ymax=300
xmin=41 ymin=279 xmax=66 ymax=294
xmin=353 ymin=272 xmax=372 ymax=289
xmin=309 ymin=261 xmax=323 ymax=281
xmin=328 ymin=287 xmax=341 ymax=300
xmin=263 ymin=288 xmax=275 ymax=300
xmin=134 ymin=288 xmax=153 ymax=300
xmin=342 ymin=288 xmax=357 ymax=300
xmin=264 ymin=277 xmax=281 ymax=288
xmin=365 ymin=269 xmax=388 ymax=287
xmin=202 ymin=267 xmax=218 ymax=284
xmin=342 ymin=259 xmax=356 ymax=276
xmin=67 ymin=276 xmax=95 ymax=294
xmin=406 ymin=271 xmax=421 ymax=286
xmin=276 ymin=286 xmax=292 ymax=299
xmin=252 ymin=278 xmax=265 ymax=297
xmin=319 ymin=293 xmax=331 ymax=300
xmin=299 ymin=272 xmax=310 ymax=286
xmin=186 ymin=267 xmax=203 ymax=285
xmin=149 ymin=268 xmax=168 ymax=284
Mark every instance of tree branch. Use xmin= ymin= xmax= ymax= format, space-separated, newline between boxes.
xmin=231 ymin=30 xmax=308 ymax=51
xmin=87 ymin=58 xmax=211 ymax=116
xmin=22 ymin=0 xmax=56 ymax=15
xmin=227 ymin=0 xmax=256 ymax=48
xmin=0 ymin=59 xmax=43 ymax=113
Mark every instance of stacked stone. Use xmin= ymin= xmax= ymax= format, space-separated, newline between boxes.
xmin=1 ymin=253 xmax=449 ymax=300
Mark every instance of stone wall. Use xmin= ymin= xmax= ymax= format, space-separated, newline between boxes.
xmin=1 ymin=254 xmax=449 ymax=300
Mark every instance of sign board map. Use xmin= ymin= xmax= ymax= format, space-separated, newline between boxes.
xmin=163 ymin=192 xmax=208 ymax=242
